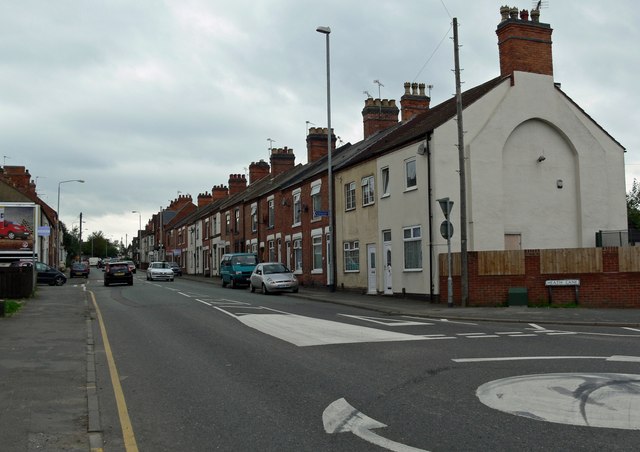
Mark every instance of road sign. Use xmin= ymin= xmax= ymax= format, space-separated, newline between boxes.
xmin=313 ymin=210 xmax=329 ymax=217
xmin=440 ymin=220 xmax=453 ymax=239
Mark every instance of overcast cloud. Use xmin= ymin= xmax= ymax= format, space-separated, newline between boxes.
xmin=1 ymin=0 xmax=638 ymax=245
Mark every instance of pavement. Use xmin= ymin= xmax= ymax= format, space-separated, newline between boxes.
xmin=1 ymin=274 xmax=639 ymax=452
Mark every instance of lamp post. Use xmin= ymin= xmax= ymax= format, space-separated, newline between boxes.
xmin=132 ymin=210 xmax=141 ymax=268
xmin=57 ymin=179 xmax=84 ymax=268
xmin=316 ymin=25 xmax=335 ymax=291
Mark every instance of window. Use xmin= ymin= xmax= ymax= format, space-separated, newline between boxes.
xmin=293 ymin=191 xmax=301 ymax=225
xmin=381 ymin=167 xmax=390 ymax=197
xmin=268 ymin=199 xmax=275 ymax=228
xmin=362 ymin=176 xmax=375 ymax=206
xmin=225 ymin=213 xmax=231 ymax=234
xmin=312 ymin=235 xmax=323 ymax=271
xmin=293 ymin=239 xmax=302 ymax=271
xmin=311 ymin=184 xmax=321 ymax=220
xmin=343 ymin=241 xmax=360 ymax=272
xmin=345 ymin=182 xmax=356 ymax=210
xmin=268 ymin=240 xmax=275 ymax=261
xmin=403 ymin=226 xmax=422 ymax=270
xmin=234 ymin=208 xmax=240 ymax=233
xmin=405 ymin=158 xmax=417 ymax=189
xmin=251 ymin=204 xmax=258 ymax=232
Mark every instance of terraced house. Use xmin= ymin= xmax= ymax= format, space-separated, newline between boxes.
xmin=145 ymin=7 xmax=627 ymax=302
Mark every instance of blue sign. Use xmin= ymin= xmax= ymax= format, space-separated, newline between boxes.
xmin=37 ymin=226 xmax=51 ymax=237
xmin=313 ymin=210 xmax=329 ymax=217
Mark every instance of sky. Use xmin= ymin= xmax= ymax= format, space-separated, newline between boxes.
xmin=1 ymin=0 xmax=638 ymax=247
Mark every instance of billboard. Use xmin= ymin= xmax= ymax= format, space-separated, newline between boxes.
xmin=0 ymin=203 xmax=37 ymax=256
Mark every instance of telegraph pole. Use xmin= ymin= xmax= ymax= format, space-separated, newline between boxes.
xmin=453 ymin=18 xmax=468 ymax=307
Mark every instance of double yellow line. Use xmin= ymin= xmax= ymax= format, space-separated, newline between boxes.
xmin=90 ymin=291 xmax=139 ymax=452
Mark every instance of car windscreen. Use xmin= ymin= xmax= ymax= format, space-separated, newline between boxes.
xmin=231 ymin=255 xmax=257 ymax=266
xmin=264 ymin=264 xmax=288 ymax=274
xmin=109 ymin=264 xmax=128 ymax=271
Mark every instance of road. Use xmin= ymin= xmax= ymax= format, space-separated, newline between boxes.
xmin=89 ymin=272 xmax=640 ymax=451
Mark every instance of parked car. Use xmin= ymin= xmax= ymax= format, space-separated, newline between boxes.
xmin=104 ymin=261 xmax=133 ymax=286
xmin=146 ymin=261 xmax=174 ymax=282
xmin=250 ymin=262 xmax=298 ymax=294
xmin=70 ymin=262 xmax=90 ymax=278
xmin=125 ymin=260 xmax=136 ymax=274
xmin=33 ymin=261 xmax=67 ymax=286
xmin=0 ymin=221 xmax=30 ymax=240
xmin=169 ymin=262 xmax=182 ymax=276
xmin=220 ymin=253 xmax=258 ymax=288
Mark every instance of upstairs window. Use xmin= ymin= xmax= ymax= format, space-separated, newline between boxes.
xmin=405 ymin=158 xmax=417 ymax=190
xmin=293 ymin=191 xmax=301 ymax=225
xmin=381 ymin=167 xmax=390 ymax=197
xmin=268 ymin=199 xmax=275 ymax=228
xmin=362 ymin=176 xmax=375 ymax=206
xmin=345 ymin=182 xmax=356 ymax=211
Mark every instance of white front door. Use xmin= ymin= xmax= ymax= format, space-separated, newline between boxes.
xmin=383 ymin=241 xmax=392 ymax=295
xmin=367 ymin=243 xmax=377 ymax=295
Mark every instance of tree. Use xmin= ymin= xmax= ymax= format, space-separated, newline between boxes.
xmin=627 ymin=179 xmax=640 ymax=230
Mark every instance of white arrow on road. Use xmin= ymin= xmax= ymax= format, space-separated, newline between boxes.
xmin=322 ymin=398 xmax=427 ymax=452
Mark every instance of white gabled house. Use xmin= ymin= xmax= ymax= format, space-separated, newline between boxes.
xmin=333 ymin=6 xmax=627 ymax=298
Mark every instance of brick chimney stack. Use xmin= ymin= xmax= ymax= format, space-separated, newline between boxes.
xmin=197 ymin=192 xmax=213 ymax=207
xmin=248 ymin=160 xmax=270 ymax=184
xmin=212 ymin=185 xmax=228 ymax=200
xmin=400 ymin=82 xmax=430 ymax=121
xmin=3 ymin=166 xmax=36 ymax=196
xmin=496 ymin=5 xmax=553 ymax=77
xmin=169 ymin=194 xmax=194 ymax=210
xmin=306 ymin=127 xmax=336 ymax=163
xmin=270 ymin=147 xmax=296 ymax=176
xmin=228 ymin=174 xmax=247 ymax=195
xmin=362 ymin=98 xmax=399 ymax=139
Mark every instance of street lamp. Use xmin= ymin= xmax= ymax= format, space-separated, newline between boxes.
xmin=57 ymin=179 xmax=85 ymax=268
xmin=132 ymin=210 xmax=141 ymax=268
xmin=316 ymin=25 xmax=335 ymax=291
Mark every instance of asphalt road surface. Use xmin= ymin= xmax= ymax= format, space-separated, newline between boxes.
xmin=89 ymin=273 xmax=640 ymax=451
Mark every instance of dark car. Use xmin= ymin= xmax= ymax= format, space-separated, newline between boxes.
xmin=32 ymin=261 xmax=67 ymax=286
xmin=104 ymin=261 xmax=133 ymax=286
xmin=169 ymin=262 xmax=182 ymax=276
xmin=70 ymin=262 xmax=90 ymax=278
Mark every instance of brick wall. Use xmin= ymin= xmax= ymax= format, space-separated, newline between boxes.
xmin=439 ymin=247 xmax=640 ymax=308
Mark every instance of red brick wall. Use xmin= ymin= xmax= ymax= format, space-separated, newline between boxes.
xmin=439 ymin=248 xmax=640 ymax=308
xmin=496 ymin=20 xmax=553 ymax=77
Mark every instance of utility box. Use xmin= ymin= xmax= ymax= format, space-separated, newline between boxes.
xmin=508 ymin=287 xmax=528 ymax=306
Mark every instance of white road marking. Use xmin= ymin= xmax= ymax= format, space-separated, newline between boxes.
xmin=323 ymin=398 xmax=428 ymax=452
xmin=457 ymin=333 xmax=487 ymax=336
xmin=178 ymin=292 xmax=192 ymax=297
xmin=195 ymin=299 xmax=211 ymax=306
xmin=623 ymin=327 xmax=640 ymax=332
xmin=453 ymin=356 xmax=604 ymax=363
xmin=340 ymin=314 xmax=433 ymax=326
xmin=435 ymin=318 xmax=478 ymax=325
xmin=465 ymin=335 xmax=500 ymax=339
xmin=477 ymin=373 xmax=640 ymax=430
xmin=214 ymin=307 xmax=431 ymax=347
xmin=607 ymin=355 xmax=640 ymax=362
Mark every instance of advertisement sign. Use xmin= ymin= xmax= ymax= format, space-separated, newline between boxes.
xmin=0 ymin=203 xmax=36 ymax=255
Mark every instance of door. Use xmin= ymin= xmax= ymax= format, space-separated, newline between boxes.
xmin=383 ymin=231 xmax=392 ymax=295
xmin=325 ymin=233 xmax=332 ymax=286
xmin=367 ymin=244 xmax=376 ymax=295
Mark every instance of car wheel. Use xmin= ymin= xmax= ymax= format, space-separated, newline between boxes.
xmin=222 ymin=278 xmax=227 ymax=288
xmin=250 ymin=283 xmax=255 ymax=293
xmin=147 ymin=274 xmax=150 ymax=281
xmin=170 ymin=278 xmax=174 ymax=282
xmin=261 ymin=283 xmax=269 ymax=295
xmin=7 ymin=232 xmax=15 ymax=239
xmin=128 ymin=279 xmax=133 ymax=286
xmin=55 ymin=275 xmax=65 ymax=286
xmin=231 ymin=278 xmax=237 ymax=289
xmin=293 ymin=288 xmax=299 ymax=293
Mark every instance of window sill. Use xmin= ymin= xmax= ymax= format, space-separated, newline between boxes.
xmin=311 ymin=269 xmax=323 ymax=274
xmin=404 ymin=186 xmax=418 ymax=193
xmin=403 ymin=268 xmax=423 ymax=272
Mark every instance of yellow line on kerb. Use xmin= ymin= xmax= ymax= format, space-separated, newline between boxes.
xmin=90 ymin=291 xmax=139 ymax=452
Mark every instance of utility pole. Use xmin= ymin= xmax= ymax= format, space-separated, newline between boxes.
xmin=453 ymin=17 xmax=468 ymax=307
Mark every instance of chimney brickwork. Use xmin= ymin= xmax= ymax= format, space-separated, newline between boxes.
xmin=306 ymin=127 xmax=336 ymax=163
xmin=400 ymin=82 xmax=430 ymax=121
xmin=270 ymin=147 xmax=296 ymax=176
xmin=212 ymin=184 xmax=228 ymax=200
xmin=496 ymin=5 xmax=553 ymax=77
xmin=228 ymin=174 xmax=247 ymax=195
xmin=362 ymin=98 xmax=399 ymax=139
xmin=197 ymin=192 xmax=213 ymax=207
xmin=248 ymin=160 xmax=270 ymax=184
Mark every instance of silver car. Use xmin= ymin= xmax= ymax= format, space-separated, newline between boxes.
xmin=146 ymin=261 xmax=175 ymax=282
xmin=250 ymin=262 xmax=299 ymax=294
